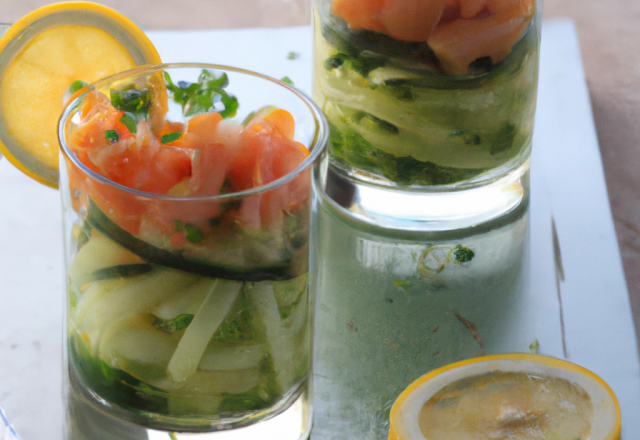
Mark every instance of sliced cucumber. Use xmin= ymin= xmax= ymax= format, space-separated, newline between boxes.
xmin=87 ymin=199 xmax=299 ymax=281
xmin=166 ymin=279 xmax=243 ymax=383
xmin=198 ymin=343 xmax=264 ymax=371
xmin=74 ymin=269 xmax=199 ymax=349
xmin=152 ymin=278 xmax=215 ymax=320
xmin=89 ymin=264 xmax=154 ymax=282
xmin=246 ymin=281 xmax=297 ymax=392
xmin=69 ymin=234 xmax=145 ymax=289
xmin=98 ymin=315 xmax=178 ymax=384
xmin=181 ymin=368 xmax=260 ymax=395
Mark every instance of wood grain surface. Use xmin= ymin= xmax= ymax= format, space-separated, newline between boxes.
xmin=1 ymin=0 xmax=638 ymax=345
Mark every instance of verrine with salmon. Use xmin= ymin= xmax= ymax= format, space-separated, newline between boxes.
xmin=59 ymin=64 xmax=327 ymax=435
xmin=313 ymin=0 xmax=541 ymax=187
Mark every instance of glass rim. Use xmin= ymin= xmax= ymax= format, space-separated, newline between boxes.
xmin=58 ymin=62 xmax=329 ymax=201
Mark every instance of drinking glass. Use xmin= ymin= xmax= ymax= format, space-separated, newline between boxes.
xmin=310 ymin=1 xmax=540 ymax=438
xmin=312 ymin=0 xmax=542 ymax=227
xmin=58 ymin=64 xmax=327 ymax=438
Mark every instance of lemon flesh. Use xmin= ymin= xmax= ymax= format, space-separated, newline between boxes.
xmin=0 ymin=24 xmax=137 ymax=181
xmin=418 ymin=371 xmax=593 ymax=440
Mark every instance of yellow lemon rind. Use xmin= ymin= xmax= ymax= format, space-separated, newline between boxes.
xmin=0 ymin=1 xmax=161 ymax=188
xmin=389 ymin=353 xmax=621 ymax=440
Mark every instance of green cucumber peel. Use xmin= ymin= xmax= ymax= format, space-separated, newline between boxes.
xmin=86 ymin=199 xmax=297 ymax=281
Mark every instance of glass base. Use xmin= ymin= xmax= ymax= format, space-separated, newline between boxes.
xmin=65 ymin=378 xmax=311 ymax=440
xmin=316 ymin=158 xmax=529 ymax=231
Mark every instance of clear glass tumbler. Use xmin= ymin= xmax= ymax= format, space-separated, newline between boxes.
xmin=312 ymin=0 xmax=542 ymax=227
xmin=310 ymin=1 xmax=540 ymax=438
xmin=58 ymin=64 xmax=327 ymax=438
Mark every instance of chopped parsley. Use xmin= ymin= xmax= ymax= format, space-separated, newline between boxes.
xmin=110 ymin=88 xmax=152 ymax=115
xmin=280 ymin=76 xmax=295 ymax=86
xmin=68 ymin=80 xmax=89 ymax=95
xmin=153 ymin=314 xmax=194 ymax=333
xmin=287 ymin=51 xmax=300 ymax=60
xmin=453 ymin=245 xmax=475 ymax=263
xmin=174 ymin=220 xmax=204 ymax=243
xmin=119 ymin=112 xmax=138 ymax=134
xmin=529 ymin=339 xmax=540 ymax=354
xmin=185 ymin=224 xmax=204 ymax=243
xmin=164 ymin=69 xmax=238 ymax=118
xmin=104 ymin=129 xmax=119 ymax=143
xmin=161 ymin=132 xmax=183 ymax=144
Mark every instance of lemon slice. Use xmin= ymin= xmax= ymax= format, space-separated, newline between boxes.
xmin=389 ymin=354 xmax=620 ymax=440
xmin=0 ymin=2 xmax=161 ymax=188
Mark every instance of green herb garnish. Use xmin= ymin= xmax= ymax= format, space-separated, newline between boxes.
xmin=529 ymin=339 xmax=540 ymax=354
xmin=453 ymin=245 xmax=475 ymax=263
xmin=174 ymin=220 xmax=204 ymax=243
xmin=324 ymin=53 xmax=385 ymax=77
xmin=68 ymin=80 xmax=89 ymax=95
xmin=287 ymin=51 xmax=299 ymax=60
xmin=153 ymin=314 xmax=194 ymax=333
xmin=184 ymin=224 xmax=204 ymax=243
xmin=213 ymin=293 xmax=256 ymax=343
xmin=161 ymin=132 xmax=183 ymax=144
xmin=164 ymin=69 xmax=238 ymax=118
xmin=280 ymin=76 xmax=295 ymax=86
xmin=104 ymin=129 xmax=119 ymax=143
xmin=118 ymin=112 xmax=138 ymax=134
xmin=110 ymin=88 xmax=152 ymax=115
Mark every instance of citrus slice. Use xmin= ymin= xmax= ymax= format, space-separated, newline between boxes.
xmin=389 ymin=354 xmax=620 ymax=440
xmin=0 ymin=2 xmax=161 ymax=188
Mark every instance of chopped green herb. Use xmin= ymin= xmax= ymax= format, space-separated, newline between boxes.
xmin=161 ymin=132 xmax=183 ymax=144
xmin=324 ymin=56 xmax=344 ymax=70
xmin=529 ymin=339 xmax=540 ymax=354
xmin=393 ymin=280 xmax=410 ymax=287
xmin=119 ymin=112 xmax=138 ymax=134
xmin=164 ymin=69 xmax=238 ymax=118
xmin=104 ymin=129 xmax=119 ymax=143
xmin=68 ymin=80 xmax=89 ymax=95
xmin=174 ymin=220 xmax=204 ymax=243
xmin=213 ymin=292 xmax=256 ymax=343
xmin=324 ymin=53 xmax=385 ymax=77
xmin=153 ymin=314 xmax=194 ymax=334
xmin=287 ymin=51 xmax=300 ymax=60
xmin=453 ymin=245 xmax=475 ymax=263
xmin=110 ymin=88 xmax=152 ymax=115
xmin=184 ymin=224 xmax=204 ymax=243
xmin=280 ymin=76 xmax=295 ymax=86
